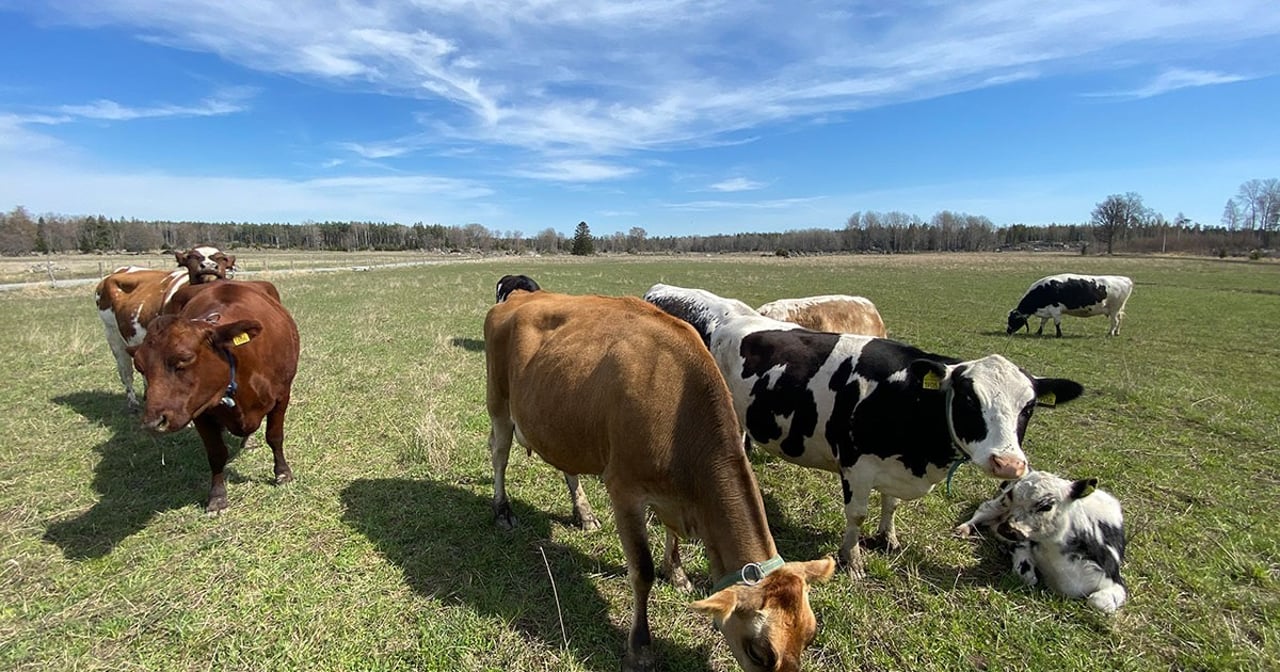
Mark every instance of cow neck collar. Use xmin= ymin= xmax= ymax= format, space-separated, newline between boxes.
xmin=712 ymin=554 xmax=785 ymax=593
xmin=941 ymin=381 xmax=971 ymax=495
xmin=217 ymin=348 xmax=238 ymax=408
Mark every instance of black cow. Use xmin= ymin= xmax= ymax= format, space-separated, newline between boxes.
xmin=1007 ymin=274 xmax=1134 ymax=337
xmin=645 ymin=283 xmax=1084 ymax=577
xmin=495 ymin=274 xmax=541 ymax=303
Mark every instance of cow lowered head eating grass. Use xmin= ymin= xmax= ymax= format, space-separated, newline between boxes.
xmin=485 ymin=285 xmax=835 ymax=671
xmin=132 ymin=281 xmax=299 ymax=514
xmin=644 ymin=283 xmax=1085 ymax=578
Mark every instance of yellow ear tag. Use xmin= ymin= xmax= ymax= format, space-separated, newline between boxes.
xmin=1037 ymin=391 xmax=1056 ymax=407
xmin=921 ymin=371 xmax=941 ymax=390
xmin=231 ymin=333 xmax=251 ymax=347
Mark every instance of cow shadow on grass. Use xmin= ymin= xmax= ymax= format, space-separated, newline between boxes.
xmin=449 ymin=337 xmax=486 ymax=352
xmin=982 ymin=330 xmax=1089 ymax=340
xmin=341 ymin=478 xmax=715 ymax=672
xmin=44 ymin=391 xmax=247 ymax=560
xmin=756 ymin=489 xmax=1010 ymax=591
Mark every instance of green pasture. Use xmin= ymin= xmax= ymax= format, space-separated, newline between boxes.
xmin=1 ymin=253 xmax=1277 ymax=671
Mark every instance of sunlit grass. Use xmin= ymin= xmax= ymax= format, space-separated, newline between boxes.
xmin=1 ymin=252 xmax=1277 ymax=671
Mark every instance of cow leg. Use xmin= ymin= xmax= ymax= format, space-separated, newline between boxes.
xmin=1012 ymin=542 xmax=1038 ymax=585
xmin=563 ymin=473 xmax=601 ymax=530
xmin=611 ymin=495 xmax=656 ymax=671
xmin=264 ymin=398 xmax=293 ymax=484
xmin=194 ymin=416 xmax=230 ymax=514
xmin=839 ymin=468 xmax=871 ymax=579
xmin=489 ymin=416 xmax=518 ymax=530
xmin=955 ymin=493 xmax=1010 ymax=537
xmin=102 ymin=325 xmax=140 ymax=409
xmin=873 ymin=494 xmax=902 ymax=551
xmin=1109 ymin=312 xmax=1121 ymax=336
xmin=1035 ymin=317 xmax=1047 ymax=336
xmin=1053 ymin=315 xmax=1063 ymax=337
xmin=662 ymin=527 xmax=693 ymax=592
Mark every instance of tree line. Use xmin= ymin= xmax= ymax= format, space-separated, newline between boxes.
xmin=1 ymin=179 xmax=1275 ymax=258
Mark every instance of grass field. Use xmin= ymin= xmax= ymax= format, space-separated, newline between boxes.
xmin=1 ymin=253 xmax=1277 ymax=671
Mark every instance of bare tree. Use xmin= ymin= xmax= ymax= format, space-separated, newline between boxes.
xmin=1235 ymin=178 xmax=1280 ymax=246
xmin=1091 ymin=192 xmax=1149 ymax=255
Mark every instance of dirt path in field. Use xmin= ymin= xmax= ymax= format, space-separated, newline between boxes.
xmin=0 ymin=256 xmax=494 ymax=292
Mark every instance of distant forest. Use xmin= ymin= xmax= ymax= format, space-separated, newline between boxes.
xmin=2 ymin=180 xmax=1276 ymax=258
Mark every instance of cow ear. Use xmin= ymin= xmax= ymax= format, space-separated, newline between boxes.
xmin=1034 ymin=377 xmax=1083 ymax=406
xmin=690 ymin=587 xmax=739 ymax=624
xmin=225 ymin=254 xmax=237 ymax=268
xmin=213 ymin=319 xmax=263 ymax=349
xmin=174 ymin=250 xmax=188 ymax=266
xmin=1070 ymin=478 xmax=1098 ymax=500
xmin=909 ymin=359 xmax=947 ymax=391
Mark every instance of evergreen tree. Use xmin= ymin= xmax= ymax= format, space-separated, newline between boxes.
xmin=571 ymin=221 xmax=594 ymax=255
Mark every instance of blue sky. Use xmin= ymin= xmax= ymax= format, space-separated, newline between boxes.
xmin=1 ymin=1 xmax=1277 ymax=237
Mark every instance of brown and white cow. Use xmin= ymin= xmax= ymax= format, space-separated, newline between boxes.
xmin=95 ymin=246 xmax=236 ymax=408
xmin=485 ymin=286 xmax=835 ymax=672
xmin=132 ymin=281 xmax=299 ymax=514
xmin=757 ymin=294 xmax=887 ymax=337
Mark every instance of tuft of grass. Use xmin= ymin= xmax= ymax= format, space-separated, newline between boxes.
xmin=1 ymin=252 xmax=1277 ymax=671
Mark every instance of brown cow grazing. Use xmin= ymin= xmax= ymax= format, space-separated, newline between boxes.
xmin=757 ymin=294 xmax=888 ymax=337
xmin=485 ymin=287 xmax=835 ymax=672
xmin=95 ymin=246 xmax=236 ymax=408
xmin=132 ymin=281 xmax=299 ymax=514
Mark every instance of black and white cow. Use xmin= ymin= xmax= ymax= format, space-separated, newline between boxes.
xmin=955 ymin=471 xmax=1127 ymax=613
xmin=644 ymin=283 xmax=1084 ymax=577
xmin=495 ymin=274 xmax=541 ymax=303
xmin=1007 ymin=274 xmax=1133 ymax=337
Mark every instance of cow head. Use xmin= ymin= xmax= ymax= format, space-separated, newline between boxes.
xmin=495 ymin=274 xmax=540 ymax=303
xmin=133 ymin=312 xmax=262 ymax=432
xmin=910 ymin=354 xmax=1083 ymax=479
xmin=1006 ymin=310 xmax=1030 ymax=334
xmin=175 ymin=246 xmax=236 ymax=285
xmin=691 ymin=558 xmax=835 ymax=672
xmin=644 ymin=283 xmax=760 ymax=348
xmin=994 ymin=471 xmax=1100 ymax=542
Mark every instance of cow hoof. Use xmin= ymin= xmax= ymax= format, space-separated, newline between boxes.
xmin=577 ymin=513 xmax=602 ymax=531
xmin=494 ymin=503 xmax=518 ymax=530
xmin=868 ymin=532 xmax=901 ymax=552
xmin=205 ymin=498 xmax=229 ymax=516
xmin=953 ymin=523 xmax=974 ymax=538
xmin=667 ymin=568 xmax=694 ymax=593
xmin=275 ymin=471 xmax=294 ymax=485
xmin=620 ymin=647 xmax=654 ymax=672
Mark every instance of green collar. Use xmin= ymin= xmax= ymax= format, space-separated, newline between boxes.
xmin=712 ymin=554 xmax=785 ymax=593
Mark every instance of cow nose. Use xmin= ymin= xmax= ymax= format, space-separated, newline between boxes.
xmin=988 ymin=454 xmax=1027 ymax=479
xmin=142 ymin=412 xmax=170 ymax=433
xmin=996 ymin=522 xmax=1025 ymax=542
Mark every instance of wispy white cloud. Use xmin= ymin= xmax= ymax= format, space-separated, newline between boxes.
xmin=707 ymin=177 xmax=766 ymax=192
xmin=511 ymin=160 xmax=638 ymax=182
xmin=1085 ymin=68 xmax=1255 ymax=99
xmin=56 ymin=88 xmax=254 ymax=121
xmin=23 ymin=0 xmax=1280 ymax=162
xmin=665 ymin=196 xmax=826 ymax=212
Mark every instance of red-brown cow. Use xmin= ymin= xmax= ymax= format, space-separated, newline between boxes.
xmin=95 ymin=246 xmax=236 ymax=408
xmin=132 ymin=281 xmax=299 ymax=514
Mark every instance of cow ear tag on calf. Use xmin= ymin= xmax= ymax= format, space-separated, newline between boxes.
xmin=231 ymin=332 xmax=251 ymax=347
xmin=921 ymin=371 xmax=942 ymax=390
xmin=1036 ymin=391 xmax=1057 ymax=407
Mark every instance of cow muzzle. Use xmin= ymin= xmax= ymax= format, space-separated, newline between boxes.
xmin=988 ymin=454 xmax=1027 ymax=479
xmin=142 ymin=411 xmax=179 ymax=434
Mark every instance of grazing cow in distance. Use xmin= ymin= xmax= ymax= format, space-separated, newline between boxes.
xmin=956 ymin=471 xmax=1128 ymax=613
xmin=95 ymin=246 xmax=236 ymax=408
xmin=485 ymin=286 xmax=835 ymax=672
xmin=645 ymin=283 xmax=1084 ymax=577
xmin=1007 ymin=274 xmax=1133 ymax=337
xmin=495 ymin=274 xmax=540 ymax=303
xmin=132 ymin=281 xmax=299 ymax=514
xmin=757 ymin=294 xmax=888 ymax=337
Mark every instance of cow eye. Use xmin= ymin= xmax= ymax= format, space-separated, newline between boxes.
xmin=743 ymin=639 xmax=774 ymax=668
xmin=171 ymin=354 xmax=195 ymax=370
xmin=1035 ymin=500 xmax=1054 ymax=513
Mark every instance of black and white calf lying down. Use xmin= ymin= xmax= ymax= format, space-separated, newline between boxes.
xmin=1007 ymin=273 xmax=1134 ymax=337
xmin=956 ymin=471 xmax=1127 ymax=613
xmin=644 ymin=283 xmax=1084 ymax=577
